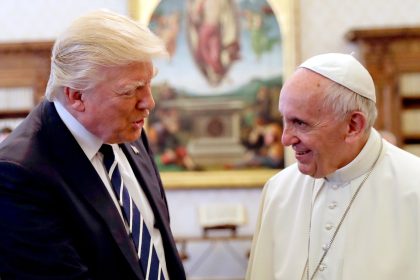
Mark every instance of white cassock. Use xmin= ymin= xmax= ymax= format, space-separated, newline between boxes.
xmin=246 ymin=128 xmax=420 ymax=280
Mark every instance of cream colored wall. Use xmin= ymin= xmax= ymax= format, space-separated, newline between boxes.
xmin=299 ymin=0 xmax=420 ymax=61
xmin=0 ymin=0 xmax=128 ymax=42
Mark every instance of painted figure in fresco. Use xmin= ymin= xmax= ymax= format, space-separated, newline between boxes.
xmin=187 ymin=0 xmax=241 ymax=86
xmin=153 ymin=12 xmax=181 ymax=59
xmin=243 ymin=6 xmax=280 ymax=59
xmin=148 ymin=84 xmax=199 ymax=171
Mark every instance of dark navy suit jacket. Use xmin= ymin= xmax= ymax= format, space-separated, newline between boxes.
xmin=0 ymin=101 xmax=186 ymax=280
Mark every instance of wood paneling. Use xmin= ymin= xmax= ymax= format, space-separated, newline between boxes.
xmin=347 ymin=27 xmax=420 ymax=147
xmin=0 ymin=41 xmax=53 ymax=118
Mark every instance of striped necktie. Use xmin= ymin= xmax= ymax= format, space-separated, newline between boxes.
xmin=100 ymin=144 xmax=165 ymax=280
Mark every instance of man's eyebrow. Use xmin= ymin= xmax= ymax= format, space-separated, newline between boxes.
xmin=115 ymin=81 xmax=146 ymax=93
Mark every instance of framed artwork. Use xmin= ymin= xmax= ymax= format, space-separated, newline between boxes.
xmin=130 ymin=0 xmax=298 ymax=188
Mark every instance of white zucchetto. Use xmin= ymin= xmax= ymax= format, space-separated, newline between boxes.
xmin=299 ymin=53 xmax=376 ymax=103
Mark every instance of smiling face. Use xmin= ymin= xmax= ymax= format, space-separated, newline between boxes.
xmin=279 ymin=69 xmax=353 ymax=178
xmin=77 ymin=61 xmax=156 ymax=144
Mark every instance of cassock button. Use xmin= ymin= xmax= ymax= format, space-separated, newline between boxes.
xmin=319 ymin=263 xmax=327 ymax=271
xmin=325 ymin=223 xmax=333 ymax=230
xmin=328 ymin=201 xmax=337 ymax=209
xmin=322 ymin=244 xmax=329 ymax=251
xmin=331 ymin=184 xmax=339 ymax=190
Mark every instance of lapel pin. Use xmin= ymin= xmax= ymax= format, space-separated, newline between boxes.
xmin=131 ymin=145 xmax=140 ymax=155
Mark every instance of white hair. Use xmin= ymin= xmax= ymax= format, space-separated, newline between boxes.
xmin=322 ymin=81 xmax=377 ymax=132
xmin=45 ymin=9 xmax=168 ymax=101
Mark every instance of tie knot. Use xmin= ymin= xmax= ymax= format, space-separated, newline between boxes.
xmin=99 ymin=144 xmax=115 ymax=170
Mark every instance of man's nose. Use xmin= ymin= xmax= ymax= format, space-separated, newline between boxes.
xmin=281 ymin=126 xmax=298 ymax=146
xmin=137 ymin=89 xmax=155 ymax=111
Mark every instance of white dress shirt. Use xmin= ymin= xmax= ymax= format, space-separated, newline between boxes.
xmin=54 ymin=101 xmax=169 ymax=279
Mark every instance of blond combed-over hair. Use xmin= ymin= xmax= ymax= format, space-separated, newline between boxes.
xmin=45 ymin=9 xmax=168 ymax=101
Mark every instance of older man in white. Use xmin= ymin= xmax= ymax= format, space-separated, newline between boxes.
xmin=246 ymin=53 xmax=420 ymax=280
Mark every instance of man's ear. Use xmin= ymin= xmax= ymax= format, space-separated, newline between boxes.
xmin=64 ymin=87 xmax=85 ymax=112
xmin=345 ymin=111 xmax=367 ymax=143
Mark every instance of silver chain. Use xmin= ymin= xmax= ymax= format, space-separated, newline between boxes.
xmin=305 ymin=139 xmax=383 ymax=280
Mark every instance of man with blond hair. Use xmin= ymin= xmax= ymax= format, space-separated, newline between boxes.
xmin=0 ymin=10 xmax=185 ymax=280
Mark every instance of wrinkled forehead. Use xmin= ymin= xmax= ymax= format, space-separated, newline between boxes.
xmin=100 ymin=61 xmax=155 ymax=79
xmin=279 ymin=68 xmax=331 ymax=112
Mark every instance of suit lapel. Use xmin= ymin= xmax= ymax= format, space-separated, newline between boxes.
xmin=42 ymin=102 xmax=143 ymax=279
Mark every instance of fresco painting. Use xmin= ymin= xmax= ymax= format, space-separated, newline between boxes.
xmin=149 ymin=0 xmax=283 ymax=171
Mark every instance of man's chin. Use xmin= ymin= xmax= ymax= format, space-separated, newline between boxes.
xmin=116 ymin=130 xmax=142 ymax=143
xmin=297 ymin=163 xmax=316 ymax=177
xmin=128 ymin=130 xmax=142 ymax=142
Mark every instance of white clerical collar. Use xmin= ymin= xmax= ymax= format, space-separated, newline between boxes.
xmin=325 ymin=128 xmax=383 ymax=184
xmin=54 ymin=101 xmax=103 ymax=161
